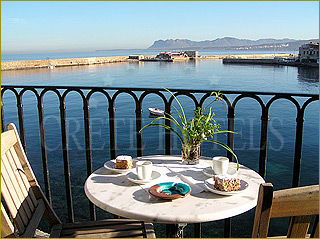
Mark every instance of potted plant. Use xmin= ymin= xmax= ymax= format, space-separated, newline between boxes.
xmin=140 ymin=89 xmax=240 ymax=169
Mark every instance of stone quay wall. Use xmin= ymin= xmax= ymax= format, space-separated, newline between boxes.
xmin=1 ymin=56 xmax=129 ymax=71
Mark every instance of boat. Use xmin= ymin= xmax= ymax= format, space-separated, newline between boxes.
xmin=148 ymin=108 xmax=165 ymax=116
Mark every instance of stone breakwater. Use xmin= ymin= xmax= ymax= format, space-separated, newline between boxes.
xmin=1 ymin=54 xmax=296 ymax=71
xmin=1 ymin=56 xmax=130 ymax=71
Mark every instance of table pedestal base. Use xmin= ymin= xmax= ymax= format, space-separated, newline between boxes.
xmin=166 ymin=223 xmax=187 ymax=238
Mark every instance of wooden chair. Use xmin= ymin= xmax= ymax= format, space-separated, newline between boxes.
xmin=1 ymin=123 xmax=156 ymax=238
xmin=252 ymin=183 xmax=319 ymax=238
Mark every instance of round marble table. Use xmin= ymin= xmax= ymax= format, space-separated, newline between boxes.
xmin=85 ymin=155 xmax=265 ymax=236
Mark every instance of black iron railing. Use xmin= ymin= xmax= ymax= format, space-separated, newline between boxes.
xmin=1 ymin=85 xmax=318 ymax=237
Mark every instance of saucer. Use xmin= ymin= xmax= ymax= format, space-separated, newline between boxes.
xmin=126 ymin=171 xmax=161 ymax=184
xmin=148 ymin=182 xmax=191 ymax=200
xmin=203 ymin=166 xmax=238 ymax=178
xmin=204 ymin=178 xmax=248 ymax=196
xmin=104 ymin=160 xmax=135 ymax=174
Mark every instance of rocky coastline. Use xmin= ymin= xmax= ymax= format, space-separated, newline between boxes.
xmin=1 ymin=53 xmax=296 ymax=71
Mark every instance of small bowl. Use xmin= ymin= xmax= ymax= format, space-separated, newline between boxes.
xmin=148 ymin=182 xmax=191 ymax=200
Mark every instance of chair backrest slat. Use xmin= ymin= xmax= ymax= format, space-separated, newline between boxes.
xmin=271 ymin=185 xmax=319 ymax=218
xmin=287 ymin=215 xmax=313 ymax=238
xmin=252 ymin=183 xmax=319 ymax=238
xmin=2 ymin=151 xmax=34 ymax=219
xmin=1 ymin=172 xmax=26 ymax=233
xmin=1 ymin=130 xmax=17 ymax=155
xmin=1 ymin=155 xmax=32 ymax=222
xmin=1 ymin=204 xmax=16 ymax=238
xmin=7 ymin=146 xmax=38 ymax=206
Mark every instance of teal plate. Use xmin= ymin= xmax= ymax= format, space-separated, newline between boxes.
xmin=149 ymin=182 xmax=191 ymax=200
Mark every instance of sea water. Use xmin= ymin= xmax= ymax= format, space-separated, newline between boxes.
xmin=1 ymin=54 xmax=318 ymax=237
xmin=1 ymin=49 xmax=291 ymax=62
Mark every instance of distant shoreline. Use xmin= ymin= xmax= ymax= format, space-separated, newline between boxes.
xmin=1 ymin=53 xmax=297 ymax=71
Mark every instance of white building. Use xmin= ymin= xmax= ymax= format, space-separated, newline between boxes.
xmin=299 ymin=42 xmax=319 ymax=63
xmin=129 ymin=55 xmax=144 ymax=60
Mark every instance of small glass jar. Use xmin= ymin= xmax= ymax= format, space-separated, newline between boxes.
xmin=181 ymin=143 xmax=201 ymax=165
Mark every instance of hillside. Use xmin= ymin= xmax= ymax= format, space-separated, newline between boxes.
xmin=148 ymin=37 xmax=318 ymax=51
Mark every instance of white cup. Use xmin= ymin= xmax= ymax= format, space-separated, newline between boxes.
xmin=212 ymin=156 xmax=229 ymax=175
xmin=136 ymin=161 xmax=152 ymax=180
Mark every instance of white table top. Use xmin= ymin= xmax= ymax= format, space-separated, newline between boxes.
xmin=84 ymin=155 xmax=265 ymax=224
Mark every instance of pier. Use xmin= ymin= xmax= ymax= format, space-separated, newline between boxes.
xmin=1 ymin=56 xmax=129 ymax=71
xmin=223 ymin=58 xmax=278 ymax=65
xmin=222 ymin=57 xmax=319 ymax=68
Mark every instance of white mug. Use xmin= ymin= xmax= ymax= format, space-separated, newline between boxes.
xmin=136 ymin=161 xmax=152 ymax=180
xmin=212 ymin=156 xmax=229 ymax=175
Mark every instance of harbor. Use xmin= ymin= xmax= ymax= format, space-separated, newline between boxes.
xmin=3 ymin=43 xmax=317 ymax=71
xmin=1 ymin=52 xmax=299 ymax=71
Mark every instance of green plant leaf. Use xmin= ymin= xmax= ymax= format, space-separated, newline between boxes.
xmin=203 ymin=139 xmax=239 ymax=170
xmin=141 ymin=123 xmax=184 ymax=143
xmin=164 ymin=88 xmax=187 ymax=124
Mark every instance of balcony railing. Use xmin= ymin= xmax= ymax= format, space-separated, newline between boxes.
xmin=1 ymin=85 xmax=318 ymax=237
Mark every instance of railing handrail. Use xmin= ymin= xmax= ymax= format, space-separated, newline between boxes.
xmin=1 ymin=84 xmax=318 ymax=97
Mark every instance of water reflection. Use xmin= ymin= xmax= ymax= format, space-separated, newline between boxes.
xmin=1 ymin=60 xmax=318 ymax=93
xmin=296 ymin=67 xmax=319 ymax=93
xmin=297 ymin=67 xmax=319 ymax=83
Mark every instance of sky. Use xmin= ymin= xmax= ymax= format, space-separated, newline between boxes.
xmin=1 ymin=1 xmax=319 ymax=54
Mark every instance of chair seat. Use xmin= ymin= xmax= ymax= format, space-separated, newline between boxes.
xmin=51 ymin=219 xmax=156 ymax=238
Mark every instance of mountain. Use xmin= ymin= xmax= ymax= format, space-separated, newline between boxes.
xmin=148 ymin=37 xmax=318 ymax=51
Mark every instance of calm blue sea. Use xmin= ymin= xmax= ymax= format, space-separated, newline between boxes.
xmin=1 ymin=50 xmax=318 ymax=237
xmin=1 ymin=49 xmax=296 ymax=62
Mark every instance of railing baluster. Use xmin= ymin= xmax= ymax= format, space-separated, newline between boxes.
xmin=227 ymin=106 xmax=235 ymax=161
xmin=164 ymin=102 xmax=172 ymax=155
xmin=292 ymin=109 xmax=304 ymax=187
xmin=38 ymin=94 xmax=52 ymax=204
xmin=136 ymin=102 xmax=143 ymax=157
xmin=259 ymin=109 xmax=269 ymax=178
xmin=224 ymin=217 xmax=231 ymax=237
xmin=109 ymin=100 xmax=117 ymax=160
xmin=194 ymin=223 xmax=201 ymax=238
xmin=83 ymin=95 xmax=96 ymax=221
xmin=17 ymin=93 xmax=27 ymax=152
xmin=59 ymin=95 xmax=74 ymax=223
xmin=1 ymin=98 xmax=5 ymax=132
xmin=225 ymin=104 xmax=235 ymax=238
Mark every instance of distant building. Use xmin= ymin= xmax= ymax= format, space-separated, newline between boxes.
xmin=155 ymin=50 xmax=198 ymax=60
xmin=129 ymin=55 xmax=144 ymax=60
xmin=185 ymin=51 xmax=199 ymax=58
xmin=156 ymin=52 xmax=172 ymax=60
xmin=298 ymin=42 xmax=319 ymax=63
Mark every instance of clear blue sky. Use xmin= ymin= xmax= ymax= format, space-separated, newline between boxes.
xmin=1 ymin=1 xmax=319 ymax=54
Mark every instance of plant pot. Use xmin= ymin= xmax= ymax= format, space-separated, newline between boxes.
xmin=181 ymin=143 xmax=201 ymax=165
